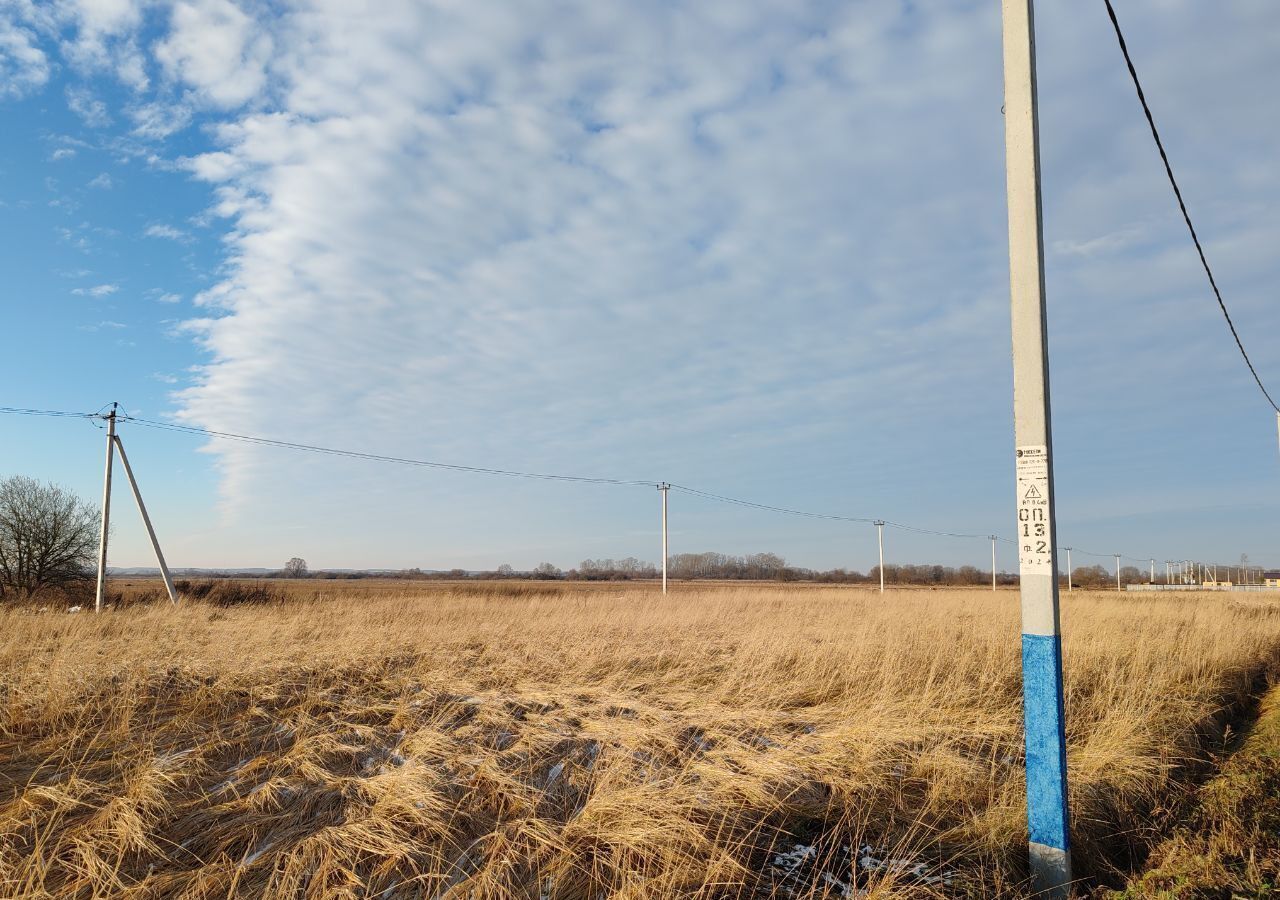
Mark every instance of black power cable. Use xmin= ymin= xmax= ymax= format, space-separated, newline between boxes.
xmin=1102 ymin=0 xmax=1278 ymax=413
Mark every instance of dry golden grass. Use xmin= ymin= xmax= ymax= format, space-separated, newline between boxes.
xmin=2 ymin=583 xmax=1278 ymax=899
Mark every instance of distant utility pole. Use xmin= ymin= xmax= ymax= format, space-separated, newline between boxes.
xmin=1000 ymin=0 xmax=1072 ymax=892
xmin=1149 ymin=559 xmax=1155 ymax=584
xmin=991 ymin=535 xmax=999 ymax=591
xmin=658 ymin=483 xmax=670 ymax=595
xmin=1114 ymin=554 xmax=1121 ymax=592
xmin=93 ymin=403 xmax=179 ymax=612
xmin=94 ymin=405 xmax=117 ymax=614
xmin=875 ymin=521 xmax=885 ymax=594
xmin=1064 ymin=547 xmax=1072 ymax=592
xmin=1165 ymin=561 xmax=1172 ymax=585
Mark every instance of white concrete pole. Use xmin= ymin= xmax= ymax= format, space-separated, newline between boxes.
xmin=658 ymin=483 xmax=669 ymax=595
xmin=94 ymin=405 xmax=116 ymax=613
xmin=991 ymin=535 xmax=998 ymax=591
xmin=1149 ymin=559 xmax=1155 ymax=584
xmin=1000 ymin=0 xmax=1072 ymax=890
xmin=113 ymin=435 xmax=178 ymax=604
xmin=875 ymin=520 xmax=885 ymax=594
xmin=1114 ymin=554 xmax=1121 ymax=592
xmin=1065 ymin=547 xmax=1072 ymax=592
xmin=1166 ymin=561 xmax=1171 ymax=585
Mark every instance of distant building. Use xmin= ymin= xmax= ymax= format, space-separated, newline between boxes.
xmin=1264 ymin=570 xmax=1280 ymax=588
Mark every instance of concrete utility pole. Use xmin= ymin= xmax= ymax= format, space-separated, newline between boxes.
xmin=1114 ymin=554 xmax=1122 ymax=592
xmin=1166 ymin=561 xmax=1172 ymax=585
xmin=658 ymin=483 xmax=670 ymax=595
xmin=1064 ymin=547 xmax=1072 ymax=591
xmin=113 ymin=436 xmax=178 ymax=604
xmin=94 ymin=404 xmax=117 ymax=614
xmin=1000 ymin=0 xmax=1072 ymax=891
xmin=1149 ymin=559 xmax=1155 ymax=584
xmin=875 ymin=521 xmax=885 ymax=594
xmin=991 ymin=535 xmax=999 ymax=591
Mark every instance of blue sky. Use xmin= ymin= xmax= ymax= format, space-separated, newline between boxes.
xmin=0 ymin=0 xmax=1276 ymax=573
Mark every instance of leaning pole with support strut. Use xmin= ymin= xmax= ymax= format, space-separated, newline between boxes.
xmin=93 ymin=403 xmax=180 ymax=610
xmin=1000 ymin=0 xmax=1073 ymax=895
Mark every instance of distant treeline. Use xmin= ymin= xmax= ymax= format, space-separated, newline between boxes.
xmin=238 ymin=555 xmax=1164 ymax=587
xmin=247 ymin=553 xmax=1021 ymax=586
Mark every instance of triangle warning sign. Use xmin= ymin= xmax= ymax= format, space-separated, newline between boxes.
xmin=1024 ymin=484 xmax=1043 ymax=500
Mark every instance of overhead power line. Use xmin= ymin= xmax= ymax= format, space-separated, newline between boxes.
xmin=0 ymin=406 xmax=98 ymax=419
xmin=1101 ymin=0 xmax=1278 ymax=413
xmin=119 ymin=415 xmax=656 ymax=487
xmin=1 ymin=403 xmax=1168 ymax=560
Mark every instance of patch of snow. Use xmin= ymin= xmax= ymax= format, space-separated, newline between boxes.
xmin=771 ymin=843 xmax=815 ymax=876
xmin=67 ymin=606 xmax=82 ymax=613
xmin=856 ymin=847 xmax=956 ymax=887
xmin=240 ymin=840 xmax=275 ymax=866
xmin=821 ymin=871 xmax=866 ymax=898
xmin=544 ymin=761 xmax=565 ymax=787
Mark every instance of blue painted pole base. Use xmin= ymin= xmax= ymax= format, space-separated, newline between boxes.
xmin=1023 ymin=633 xmax=1072 ymax=896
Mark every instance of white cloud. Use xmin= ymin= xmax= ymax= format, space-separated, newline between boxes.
xmin=56 ymin=0 xmax=148 ymax=88
xmin=155 ymin=0 xmax=272 ymax=108
xmin=66 ymin=86 xmax=111 ymax=126
xmin=128 ymin=100 xmax=192 ymax=139
xmin=145 ymin=223 xmax=187 ymax=240
xmin=154 ymin=291 xmax=182 ymax=303
xmin=0 ymin=17 xmax=49 ymax=98
xmin=72 ymin=283 xmax=119 ymax=297
xmin=166 ymin=1 xmax=1021 ymax=516
xmin=1052 ymin=225 xmax=1147 ymax=258
xmin=78 ymin=319 xmax=127 ymax=331
xmin=50 ymin=147 xmax=76 ymax=161
xmin=88 ymin=172 xmax=113 ymax=188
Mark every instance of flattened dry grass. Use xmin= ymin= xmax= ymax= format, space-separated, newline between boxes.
xmin=1 ymin=584 xmax=1278 ymax=898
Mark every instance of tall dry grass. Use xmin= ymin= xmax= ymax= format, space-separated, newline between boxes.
xmin=1 ymin=584 xmax=1278 ymax=898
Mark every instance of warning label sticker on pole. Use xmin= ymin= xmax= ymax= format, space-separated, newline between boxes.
xmin=1016 ymin=445 xmax=1053 ymax=575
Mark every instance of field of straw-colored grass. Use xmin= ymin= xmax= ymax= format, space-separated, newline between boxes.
xmin=2 ymin=582 xmax=1279 ymax=899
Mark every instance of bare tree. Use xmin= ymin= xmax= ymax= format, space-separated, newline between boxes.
xmin=0 ymin=476 xmax=98 ymax=600
xmin=532 ymin=562 xmax=562 ymax=579
xmin=283 ymin=557 xmax=309 ymax=578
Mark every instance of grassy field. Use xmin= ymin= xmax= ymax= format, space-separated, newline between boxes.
xmin=2 ymin=582 xmax=1278 ymax=898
